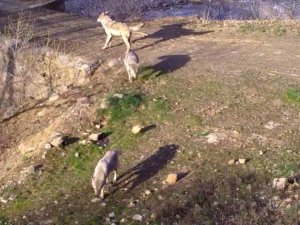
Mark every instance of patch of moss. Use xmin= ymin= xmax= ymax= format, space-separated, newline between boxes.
xmin=285 ymin=88 xmax=300 ymax=105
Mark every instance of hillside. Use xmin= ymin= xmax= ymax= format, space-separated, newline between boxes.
xmin=0 ymin=4 xmax=300 ymax=225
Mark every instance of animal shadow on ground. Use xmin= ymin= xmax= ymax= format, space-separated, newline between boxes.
xmin=140 ymin=55 xmax=190 ymax=80
xmin=112 ymin=144 xmax=179 ymax=192
xmin=134 ymin=23 xmax=214 ymax=50
xmin=63 ymin=136 xmax=80 ymax=146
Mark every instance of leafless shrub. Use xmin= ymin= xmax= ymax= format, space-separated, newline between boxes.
xmin=64 ymin=0 xmax=186 ymax=19
xmin=0 ymin=13 xmax=86 ymax=120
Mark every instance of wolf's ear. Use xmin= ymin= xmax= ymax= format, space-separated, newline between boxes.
xmin=104 ymin=11 xmax=109 ymax=15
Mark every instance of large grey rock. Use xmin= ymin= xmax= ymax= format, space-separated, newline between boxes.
xmin=50 ymin=136 xmax=64 ymax=147
xmin=132 ymin=214 xmax=143 ymax=221
xmin=273 ymin=178 xmax=288 ymax=190
xmin=88 ymin=133 xmax=102 ymax=141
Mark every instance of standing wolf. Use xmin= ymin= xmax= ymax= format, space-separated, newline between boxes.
xmin=92 ymin=150 xmax=119 ymax=199
xmin=124 ymin=50 xmax=139 ymax=82
xmin=97 ymin=12 xmax=147 ymax=52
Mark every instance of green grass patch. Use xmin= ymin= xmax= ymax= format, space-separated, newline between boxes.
xmin=276 ymin=163 xmax=299 ymax=177
xmin=97 ymin=92 xmax=144 ymax=124
xmin=64 ymin=143 xmax=104 ymax=173
xmin=239 ymin=23 xmax=267 ymax=33
xmin=273 ymin=24 xmax=287 ymax=36
xmin=0 ymin=215 xmax=12 ymax=225
xmin=1 ymin=142 xmax=104 ymax=218
xmin=285 ymin=88 xmax=300 ymax=105
xmin=239 ymin=23 xmax=287 ymax=36
xmin=97 ymin=93 xmax=172 ymax=149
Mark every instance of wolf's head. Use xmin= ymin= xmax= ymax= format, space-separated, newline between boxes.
xmin=97 ymin=11 xmax=111 ymax=23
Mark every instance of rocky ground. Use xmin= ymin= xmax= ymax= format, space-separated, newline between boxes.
xmin=0 ymin=5 xmax=300 ymax=225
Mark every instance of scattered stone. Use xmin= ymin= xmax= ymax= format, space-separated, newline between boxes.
xmin=45 ymin=143 xmax=52 ymax=150
xmin=132 ymin=214 xmax=143 ymax=222
xmin=232 ymin=130 xmax=239 ymax=136
xmin=91 ymin=198 xmax=101 ymax=203
xmin=120 ymin=218 xmax=126 ymax=223
xmin=129 ymin=199 xmax=137 ymax=207
xmin=107 ymin=58 xmax=121 ymax=68
xmin=75 ymin=152 xmax=80 ymax=158
xmin=273 ymin=178 xmax=288 ymax=190
xmin=207 ymin=133 xmax=219 ymax=144
xmin=37 ymin=110 xmax=46 ymax=117
xmin=131 ymin=125 xmax=143 ymax=134
xmin=151 ymin=213 xmax=157 ymax=219
xmin=113 ymin=93 xmax=124 ymax=99
xmin=0 ymin=197 xmax=8 ymax=204
xmin=264 ymin=121 xmax=280 ymax=130
xmin=109 ymin=212 xmax=115 ymax=218
xmin=50 ymin=135 xmax=64 ymax=148
xmin=77 ymin=97 xmax=89 ymax=104
xmin=60 ymin=152 xmax=66 ymax=157
xmin=100 ymin=99 xmax=109 ymax=109
xmin=106 ymin=218 xmax=110 ymax=222
xmin=18 ymin=143 xmax=34 ymax=156
xmin=24 ymin=165 xmax=35 ymax=175
xmin=89 ymin=133 xmax=101 ymax=141
xmin=40 ymin=219 xmax=54 ymax=225
xmin=166 ymin=173 xmax=178 ymax=185
xmin=259 ymin=151 xmax=264 ymax=156
xmin=238 ymin=158 xmax=247 ymax=164
xmin=145 ymin=190 xmax=151 ymax=195
xmin=95 ymin=124 xmax=101 ymax=129
xmin=48 ymin=93 xmax=59 ymax=102
xmin=79 ymin=140 xmax=87 ymax=145
xmin=228 ymin=159 xmax=236 ymax=165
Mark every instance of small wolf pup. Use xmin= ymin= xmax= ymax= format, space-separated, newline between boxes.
xmin=97 ymin=12 xmax=147 ymax=52
xmin=124 ymin=50 xmax=139 ymax=82
xmin=92 ymin=150 xmax=119 ymax=198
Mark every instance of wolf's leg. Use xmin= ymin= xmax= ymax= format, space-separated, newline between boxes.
xmin=129 ymin=67 xmax=136 ymax=81
xmin=103 ymin=34 xmax=112 ymax=49
xmin=100 ymin=186 xmax=105 ymax=199
xmin=113 ymin=170 xmax=117 ymax=182
xmin=122 ymin=34 xmax=131 ymax=53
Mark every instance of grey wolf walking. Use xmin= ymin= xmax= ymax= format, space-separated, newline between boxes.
xmin=92 ymin=150 xmax=120 ymax=198
xmin=124 ymin=50 xmax=139 ymax=82
xmin=97 ymin=12 xmax=147 ymax=52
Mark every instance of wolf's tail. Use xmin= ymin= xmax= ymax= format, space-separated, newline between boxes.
xmin=129 ymin=23 xmax=144 ymax=31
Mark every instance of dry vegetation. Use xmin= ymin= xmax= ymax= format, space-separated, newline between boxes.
xmin=0 ymin=13 xmax=91 ymax=121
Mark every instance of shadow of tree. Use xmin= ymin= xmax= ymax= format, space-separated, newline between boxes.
xmin=135 ymin=23 xmax=214 ymax=50
xmin=113 ymin=144 xmax=179 ymax=191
